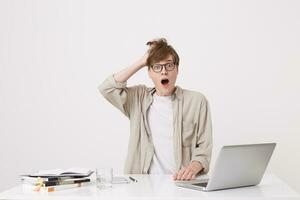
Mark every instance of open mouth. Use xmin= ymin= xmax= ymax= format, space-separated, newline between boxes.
xmin=161 ymin=79 xmax=169 ymax=85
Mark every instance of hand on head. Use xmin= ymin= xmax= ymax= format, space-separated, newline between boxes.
xmin=138 ymin=38 xmax=168 ymax=68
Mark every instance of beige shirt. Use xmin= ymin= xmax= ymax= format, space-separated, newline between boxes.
xmin=98 ymin=74 xmax=213 ymax=174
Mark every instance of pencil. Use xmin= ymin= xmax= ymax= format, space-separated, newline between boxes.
xmin=129 ymin=176 xmax=138 ymax=182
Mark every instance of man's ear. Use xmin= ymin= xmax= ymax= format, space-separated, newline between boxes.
xmin=147 ymin=68 xmax=151 ymax=78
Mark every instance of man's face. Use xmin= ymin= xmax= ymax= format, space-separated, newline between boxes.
xmin=148 ymin=55 xmax=178 ymax=96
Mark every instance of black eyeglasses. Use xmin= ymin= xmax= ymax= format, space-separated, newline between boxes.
xmin=151 ymin=62 xmax=176 ymax=73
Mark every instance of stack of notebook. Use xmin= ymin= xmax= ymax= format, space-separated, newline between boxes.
xmin=20 ymin=168 xmax=93 ymax=192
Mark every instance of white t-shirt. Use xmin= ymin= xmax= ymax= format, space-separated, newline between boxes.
xmin=148 ymin=93 xmax=176 ymax=174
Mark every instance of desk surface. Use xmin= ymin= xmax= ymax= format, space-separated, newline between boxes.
xmin=0 ymin=174 xmax=299 ymax=200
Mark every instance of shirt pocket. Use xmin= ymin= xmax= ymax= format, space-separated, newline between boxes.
xmin=182 ymin=121 xmax=196 ymax=147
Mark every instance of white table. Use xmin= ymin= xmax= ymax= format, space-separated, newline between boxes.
xmin=0 ymin=174 xmax=299 ymax=200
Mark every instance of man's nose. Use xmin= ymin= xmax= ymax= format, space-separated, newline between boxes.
xmin=161 ymin=66 xmax=168 ymax=75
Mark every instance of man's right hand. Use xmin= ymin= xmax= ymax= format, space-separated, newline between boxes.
xmin=113 ymin=40 xmax=156 ymax=83
xmin=136 ymin=52 xmax=149 ymax=69
xmin=137 ymin=39 xmax=160 ymax=69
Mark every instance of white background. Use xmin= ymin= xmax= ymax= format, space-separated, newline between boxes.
xmin=0 ymin=0 xmax=299 ymax=193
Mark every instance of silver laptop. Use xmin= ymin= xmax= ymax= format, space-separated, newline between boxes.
xmin=175 ymin=143 xmax=276 ymax=192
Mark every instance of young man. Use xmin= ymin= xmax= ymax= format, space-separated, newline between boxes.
xmin=98 ymin=38 xmax=212 ymax=181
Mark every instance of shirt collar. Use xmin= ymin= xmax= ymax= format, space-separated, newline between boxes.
xmin=147 ymin=86 xmax=183 ymax=100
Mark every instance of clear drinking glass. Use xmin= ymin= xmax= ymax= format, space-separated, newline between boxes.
xmin=96 ymin=168 xmax=113 ymax=189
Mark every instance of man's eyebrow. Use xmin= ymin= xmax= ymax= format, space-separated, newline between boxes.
xmin=153 ymin=60 xmax=174 ymax=65
xmin=159 ymin=60 xmax=173 ymax=63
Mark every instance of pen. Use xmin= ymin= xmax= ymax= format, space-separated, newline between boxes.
xmin=129 ymin=176 xmax=138 ymax=182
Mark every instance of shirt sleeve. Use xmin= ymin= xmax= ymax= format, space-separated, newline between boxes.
xmin=98 ymin=74 xmax=136 ymax=118
xmin=191 ymin=97 xmax=213 ymax=174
